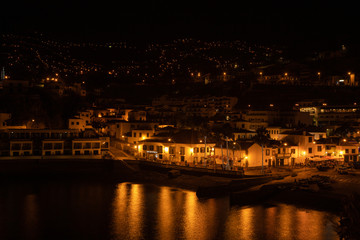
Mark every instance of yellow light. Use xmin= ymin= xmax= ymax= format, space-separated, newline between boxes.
xmin=164 ymin=147 xmax=169 ymax=153
xmin=168 ymin=138 xmax=171 ymax=142
xmin=348 ymin=72 xmax=351 ymax=75
xmin=284 ymin=72 xmax=288 ymax=76
xmin=259 ymin=72 xmax=263 ymax=75
xmin=245 ymin=156 xmax=248 ymax=159
xmin=340 ymin=151 xmax=344 ymax=155
xmin=343 ymin=139 xmax=347 ymax=142
xmin=317 ymin=72 xmax=321 ymax=76
xmin=142 ymin=136 xmax=146 ymax=140
xmin=302 ymin=151 xmax=306 ymax=156
xmin=197 ymin=72 xmax=201 ymax=77
xmin=134 ymin=145 xmax=138 ymax=149
xmin=190 ymin=148 xmax=194 ymax=153
xmin=284 ymin=143 xmax=287 ymax=146
xmin=313 ymin=141 xmax=316 ymax=144
xmin=223 ymin=72 xmax=226 ymax=76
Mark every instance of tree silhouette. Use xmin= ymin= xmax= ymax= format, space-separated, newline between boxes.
xmin=252 ymin=127 xmax=270 ymax=146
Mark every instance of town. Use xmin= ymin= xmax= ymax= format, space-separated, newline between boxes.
xmin=1 ymin=33 xmax=360 ymax=173
xmin=2 ymin=2 xmax=360 ymax=238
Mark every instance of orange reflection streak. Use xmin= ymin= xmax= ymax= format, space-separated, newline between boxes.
xmin=157 ymin=187 xmax=174 ymax=240
xmin=265 ymin=206 xmax=276 ymax=238
xmin=278 ymin=204 xmax=293 ymax=239
xmin=225 ymin=206 xmax=255 ymax=240
xmin=296 ymin=209 xmax=324 ymax=240
xmin=128 ymin=184 xmax=144 ymax=239
xmin=24 ymin=194 xmax=38 ymax=239
xmin=112 ymin=183 xmax=128 ymax=237
xmin=112 ymin=183 xmax=145 ymax=239
xmin=238 ymin=207 xmax=255 ymax=240
xmin=183 ymin=191 xmax=209 ymax=240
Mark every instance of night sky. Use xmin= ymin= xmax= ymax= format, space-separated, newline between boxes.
xmin=2 ymin=1 xmax=359 ymax=49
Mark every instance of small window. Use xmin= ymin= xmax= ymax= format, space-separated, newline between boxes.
xmin=74 ymin=143 xmax=82 ymax=149
xmin=157 ymin=146 xmax=163 ymax=153
xmin=345 ymin=149 xmax=349 ymax=154
xmin=44 ymin=143 xmax=52 ymax=150
xmin=54 ymin=143 xmax=63 ymax=149
xmin=291 ymin=149 xmax=295 ymax=154
xmin=308 ymin=148 xmax=312 ymax=154
xmin=352 ymin=149 xmax=355 ymax=154
xmin=169 ymin=147 xmax=175 ymax=154
xmin=180 ymin=147 xmax=185 ymax=155
xmin=149 ymin=145 xmax=154 ymax=151
xmin=308 ymin=137 xmax=312 ymax=143
xmin=133 ymin=132 xmax=137 ymax=137
xmin=92 ymin=142 xmax=100 ymax=149
xmin=143 ymin=145 xmax=147 ymax=150
xmin=266 ymin=149 xmax=270 ymax=156
xmin=317 ymin=146 xmax=322 ymax=152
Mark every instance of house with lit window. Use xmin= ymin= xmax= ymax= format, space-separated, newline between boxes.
xmin=279 ymin=130 xmax=321 ymax=163
xmin=136 ymin=130 xmax=216 ymax=164
xmin=128 ymin=129 xmax=155 ymax=144
xmin=213 ymin=141 xmax=288 ymax=168
xmin=233 ymin=129 xmax=257 ymax=140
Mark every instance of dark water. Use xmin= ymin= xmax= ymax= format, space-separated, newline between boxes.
xmin=0 ymin=179 xmax=339 ymax=240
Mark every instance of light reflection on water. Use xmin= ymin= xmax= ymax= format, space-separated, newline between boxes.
xmin=0 ymin=180 xmax=339 ymax=240
xmin=111 ymin=182 xmax=339 ymax=240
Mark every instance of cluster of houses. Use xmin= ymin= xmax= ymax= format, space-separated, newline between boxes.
xmin=1 ymin=92 xmax=360 ymax=169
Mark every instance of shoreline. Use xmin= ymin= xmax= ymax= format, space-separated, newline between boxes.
xmin=0 ymin=159 xmax=359 ymax=213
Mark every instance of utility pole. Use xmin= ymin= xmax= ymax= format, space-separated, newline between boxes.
xmin=221 ymin=144 xmax=224 ymax=170
xmin=204 ymin=136 xmax=207 ymax=167
xmin=226 ymin=137 xmax=229 ymax=170
xmin=261 ymin=144 xmax=264 ymax=174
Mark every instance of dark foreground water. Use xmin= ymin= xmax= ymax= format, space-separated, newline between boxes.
xmin=0 ymin=179 xmax=339 ymax=240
